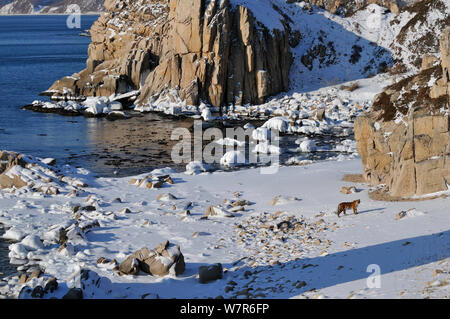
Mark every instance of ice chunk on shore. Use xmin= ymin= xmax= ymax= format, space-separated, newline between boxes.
xmin=83 ymin=97 xmax=108 ymax=115
xmin=299 ymin=140 xmax=317 ymax=152
xmin=185 ymin=161 xmax=213 ymax=175
xmin=3 ymin=227 xmax=25 ymax=241
xmin=253 ymin=142 xmax=280 ymax=154
xmin=21 ymin=235 xmax=44 ymax=251
xmin=262 ymin=117 xmax=289 ymax=133
xmin=216 ymin=138 xmax=245 ymax=147
xmin=220 ymin=150 xmax=247 ymax=167
xmin=201 ymin=108 xmax=215 ymax=121
xmin=8 ymin=243 xmax=28 ymax=259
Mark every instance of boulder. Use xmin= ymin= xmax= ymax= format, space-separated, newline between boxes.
xmin=62 ymin=288 xmax=83 ymax=299
xmin=31 ymin=286 xmax=44 ymax=298
xmin=341 ymin=186 xmax=357 ymax=194
xmin=118 ymin=256 xmax=140 ymax=276
xmin=206 ymin=205 xmax=235 ymax=218
xmin=118 ymin=241 xmax=185 ymax=277
xmin=44 ymin=278 xmax=58 ymax=293
xmin=198 ymin=263 xmax=223 ymax=284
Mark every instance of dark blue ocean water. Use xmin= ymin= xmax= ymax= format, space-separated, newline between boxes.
xmin=0 ymin=15 xmax=97 ymax=164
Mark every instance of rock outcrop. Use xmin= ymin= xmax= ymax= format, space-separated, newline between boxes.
xmin=431 ymin=28 xmax=450 ymax=100
xmin=0 ymin=150 xmax=88 ymax=193
xmin=44 ymin=0 xmax=293 ymax=108
xmin=355 ymin=27 xmax=450 ymax=198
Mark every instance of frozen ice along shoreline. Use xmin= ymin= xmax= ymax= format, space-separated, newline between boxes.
xmin=0 ymin=151 xmax=448 ymax=299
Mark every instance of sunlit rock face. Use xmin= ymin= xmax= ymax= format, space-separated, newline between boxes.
xmin=44 ymin=0 xmax=293 ymax=108
xmin=355 ymin=27 xmax=450 ymax=198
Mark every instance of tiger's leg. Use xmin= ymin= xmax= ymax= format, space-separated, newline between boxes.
xmin=337 ymin=206 xmax=342 ymax=218
xmin=353 ymin=206 xmax=358 ymax=215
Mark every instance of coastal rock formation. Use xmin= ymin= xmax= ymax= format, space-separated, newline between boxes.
xmin=355 ymin=27 xmax=450 ymax=198
xmin=44 ymin=0 xmax=293 ymax=108
xmin=0 ymin=150 xmax=88 ymax=193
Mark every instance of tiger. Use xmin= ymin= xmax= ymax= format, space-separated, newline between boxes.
xmin=337 ymin=199 xmax=360 ymax=218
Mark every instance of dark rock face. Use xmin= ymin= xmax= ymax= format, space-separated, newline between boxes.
xmin=62 ymin=288 xmax=83 ymax=299
xmin=198 ymin=263 xmax=223 ymax=284
xmin=44 ymin=0 xmax=293 ymax=108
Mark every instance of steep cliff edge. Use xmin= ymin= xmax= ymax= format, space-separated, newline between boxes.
xmin=355 ymin=27 xmax=450 ymax=198
xmin=43 ymin=0 xmax=293 ymax=108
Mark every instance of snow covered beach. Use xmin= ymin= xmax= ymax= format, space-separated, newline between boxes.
xmin=0 ymin=153 xmax=448 ymax=299
xmin=0 ymin=0 xmax=449 ymax=300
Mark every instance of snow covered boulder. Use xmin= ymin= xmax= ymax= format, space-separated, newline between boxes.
xmin=83 ymin=97 xmax=108 ymax=116
xmin=157 ymin=193 xmax=178 ymax=202
xmin=118 ymin=240 xmax=185 ymax=277
xmin=21 ymin=235 xmax=44 ymax=251
xmin=220 ymin=150 xmax=247 ymax=167
xmin=105 ymin=111 xmax=131 ymax=121
xmin=8 ymin=243 xmax=29 ymax=260
xmin=269 ymin=195 xmax=300 ymax=206
xmin=0 ymin=151 xmax=29 ymax=189
xmin=299 ymin=140 xmax=317 ymax=152
xmin=252 ymin=127 xmax=272 ymax=141
xmin=262 ymin=117 xmax=290 ymax=133
xmin=341 ymin=186 xmax=357 ymax=194
xmin=2 ymin=227 xmax=25 ymax=241
xmin=252 ymin=142 xmax=280 ymax=154
xmin=185 ymin=161 xmax=213 ymax=175
xmin=206 ymin=205 xmax=235 ymax=218
xmin=109 ymin=101 xmax=123 ymax=111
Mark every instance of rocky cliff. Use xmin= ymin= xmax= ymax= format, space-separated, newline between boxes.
xmin=355 ymin=27 xmax=450 ymax=198
xmin=44 ymin=0 xmax=293 ymax=108
xmin=0 ymin=0 xmax=104 ymax=14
